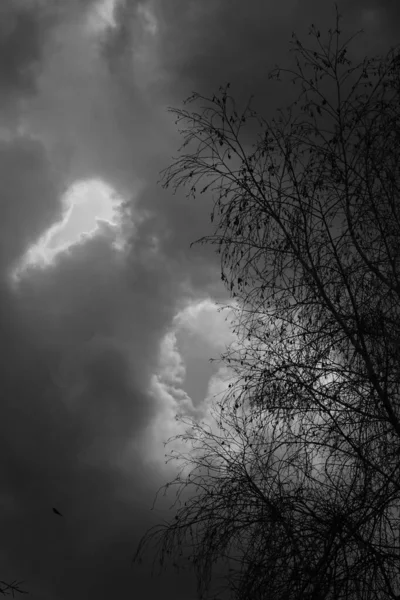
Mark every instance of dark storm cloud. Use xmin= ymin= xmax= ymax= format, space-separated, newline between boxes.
xmin=0 ymin=220 xmax=195 ymax=598
xmin=1 ymin=1 xmax=399 ymax=599
xmin=0 ymin=1 xmax=50 ymax=96
xmin=0 ymin=108 xmax=196 ymax=598
xmin=0 ymin=136 xmax=61 ymax=274
xmin=148 ymin=0 xmax=400 ymax=113
xmin=0 ymin=0 xmax=105 ymax=128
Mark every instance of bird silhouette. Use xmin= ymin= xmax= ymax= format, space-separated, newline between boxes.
xmin=52 ymin=507 xmax=63 ymax=517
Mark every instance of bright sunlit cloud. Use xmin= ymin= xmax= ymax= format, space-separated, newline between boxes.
xmin=85 ymin=0 xmax=119 ymax=34
xmin=12 ymin=178 xmax=124 ymax=280
xmin=173 ymin=298 xmax=237 ymax=353
xmin=141 ymin=298 xmax=239 ymax=467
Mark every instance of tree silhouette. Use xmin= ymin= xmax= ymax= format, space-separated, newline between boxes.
xmin=0 ymin=579 xmax=27 ymax=597
xmin=134 ymin=8 xmax=400 ymax=600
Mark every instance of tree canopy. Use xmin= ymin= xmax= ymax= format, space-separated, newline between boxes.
xmin=134 ymin=10 xmax=400 ymax=600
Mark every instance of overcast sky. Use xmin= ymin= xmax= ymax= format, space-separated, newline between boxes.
xmin=0 ymin=1 xmax=399 ymax=598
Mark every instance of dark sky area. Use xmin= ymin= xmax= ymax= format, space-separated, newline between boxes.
xmin=0 ymin=1 xmax=399 ymax=598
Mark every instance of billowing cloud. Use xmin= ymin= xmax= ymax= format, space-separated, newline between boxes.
xmin=0 ymin=0 xmax=398 ymax=598
xmin=13 ymin=178 xmax=124 ymax=276
xmin=0 ymin=216 xmax=201 ymax=596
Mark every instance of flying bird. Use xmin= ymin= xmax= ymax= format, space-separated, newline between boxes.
xmin=52 ymin=507 xmax=63 ymax=517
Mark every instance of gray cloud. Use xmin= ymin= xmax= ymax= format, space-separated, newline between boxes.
xmin=0 ymin=223 xmax=192 ymax=597
xmin=0 ymin=136 xmax=61 ymax=274
xmin=146 ymin=0 xmax=400 ymax=112
xmin=0 ymin=1 xmax=398 ymax=598
xmin=0 ymin=1 xmax=50 ymax=97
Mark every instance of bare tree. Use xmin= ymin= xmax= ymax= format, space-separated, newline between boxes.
xmin=134 ymin=8 xmax=400 ymax=600
xmin=0 ymin=579 xmax=27 ymax=597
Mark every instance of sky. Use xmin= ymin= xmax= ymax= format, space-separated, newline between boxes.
xmin=0 ymin=1 xmax=399 ymax=598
